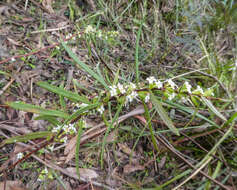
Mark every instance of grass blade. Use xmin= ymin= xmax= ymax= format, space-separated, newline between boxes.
xmin=62 ymin=41 xmax=109 ymax=90
xmin=150 ymin=93 xmax=180 ymax=136
xmin=0 ymin=131 xmax=53 ymax=147
xmin=64 ymin=103 xmax=99 ymax=124
xmin=75 ymin=120 xmax=84 ymax=179
xmin=7 ymin=102 xmax=69 ymax=119
xmin=201 ymin=97 xmax=227 ymax=121
xmin=135 ymin=20 xmax=143 ymax=83
xmin=37 ymin=81 xmax=89 ymax=103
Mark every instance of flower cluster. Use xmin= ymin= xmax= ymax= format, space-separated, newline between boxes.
xmin=52 ymin=123 xmax=77 ymax=135
xmin=38 ymin=167 xmax=53 ymax=182
xmin=71 ymin=77 xmax=214 ymax=121
xmin=84 ymin=25 xmax=119 ymax=43
xmin=146 ymin=76 xmax=163 ymax=89
xmin=97 ymin=104 xmax=105 ymax=115
xmin=106 ymin=77 xmax=214 ymax=106
xmin=109 ymin=82 xmax=139 ymax=105
xmin=85 ymin=25 xmax=96 ymax=34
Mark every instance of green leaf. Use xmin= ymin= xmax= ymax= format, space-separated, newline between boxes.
xmin=135 ymin=19 xmax=143 ymax=83
xmin=37 ymin=81 xmax=89 ymax=103
xmin=34 ymin=115 xmax=61 ymax=126
xmin=7 ymin=102 xmax=69 ymax=119
xmin=150 ymin=93 xmax=179 ymax=136
xmin=62 ymin=41 xmax=109 ymax=90
xmin=64 ymin=103 xmax=99 ymax=124
xmin=163 ymin=100 xmax=220 ymax=128
xmin=201 ymin=97 xmax=227 ymax=121
xmin=0 ymin=131 xmax=53 ymax=147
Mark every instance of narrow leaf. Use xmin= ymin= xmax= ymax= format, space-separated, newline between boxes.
xmin=0 ymin=131 xmax=53 ymax=147
xmin=62 ymin=41 xmax=109 ymax=90
xmin=201 ymin=97 xmax=227 ymax=121
xmin=7 ymin=102 xmax=69 ymax=119
xmin=37 ymin=81 xmax=89 ymax=103
xmin=151 ymin=93 xmax=179 ymax=136
xmin=64 ymin=103 xmax=99 ymax=124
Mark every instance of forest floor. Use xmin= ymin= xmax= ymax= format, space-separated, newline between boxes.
xmin=0 ymin=0 xmax=237 ymax=190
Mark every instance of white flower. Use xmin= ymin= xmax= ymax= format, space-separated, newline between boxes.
xmin=126 ymin=91 xmax=138 ymax=103
xmin=194 ymin=85 xmax=204 ymax=95
xmin=167 ymin=79 xmax=177 ymax=89
xmin=155 ymin=80 xmax=163 ymax=89
xmin=109 ymin=85 xmax=117 ymax=97
xmin=48 ymin=145 xmax=54 ymax=152
xmin=63 ymin=126 xmax=70 ymax=134
xmin=66 ymin=33 xmax=72 ymax=39
xmin=129 ymin=82 xmax=136 ymax=90
xmin=97 ymin=30 xmax=103 ymax=38
xmin=117 ymin=83 xmax=126 ymax=94
xmin=146 ymin=76 xmax=157 ymax=84
xmin=97 ymin=105 xmax=105 ymax=114
xmin=62 ymin=124 xmax=77 ymax=134
xmin=184 ymin=81 xmax=192 ymax=93
xmin=43 ymin=167 xmax=48 ymax=174
xmin=17 ymin=152 xmax=24 ymax=160
xmin=61 ymin=136 xmax=68 ymax=143
xmin=69 ymin=124 xmax=77 ymax=133
xmin=52 ymin=125 xmax=61 ymax=133
xmin=168 ymin=93 xmax=176 ymax=100
xmin=11 ymin=58 xmax=16 ymax=62
xmin=145 ymin=94 xmax=150 ymax=103
xmin=85 ymin=25 xmax=95 ymax=34
xmin=207 ymin=88 xmax=215 ymax=96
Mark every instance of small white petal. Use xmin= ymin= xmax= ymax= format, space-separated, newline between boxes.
xmin=130 ymin=83 xmax=136 ymax=90
xmin=48 ymin=145 xmax=54 ymax=152
xmin=168 ymin=93 xmax=176 ymax=100
xmin=109 ymin=85 xmax=117 ymax=97
xmin=167 ymin=79 xmax=177 ymax=89
xmin=85 ymin=25 xmax=95 ymax=34
xmin=146 ymin=76 xmax=157 ymax=84
xmin=184 ymin=81 xmax=192 ymax=93
xmin=117 ymin=83 xmax=126 ymax=94
xmin=97 ymin=105 xmax=105 ymax=114
xmin=145 ymin=94 xmax=150 ymax=103
xmin=17 ymin=152 xmax=24 ymax=159
xmin=61 ymin=136 xmax=68 ymax=143
xmin=126 ymin=91 xmax=138 ymax=103
xmin=155 ymin=80 xmax=163 ymax=89
xmin=196 ymin=85 xmax=204 ymax=94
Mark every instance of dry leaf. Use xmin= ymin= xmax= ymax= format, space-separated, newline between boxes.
xmin=7 ymin=38 xmax=21 ymax=46
xmin=158 ymin=156 xmax=166 ymax=169
xmin=123 ymin=164 xmax=144 ymax=174
xmin=0 ymin=180 xmax=27 ymax=190
xmin=134 ymin=115 xmax=147 ymax=125
xmin=118 ymin=143 xmax=133 ymax=155
xmin=57 ymin=21 xmax=69 ymax=28
xmin=42 ymin=0 xmax=54 ymax=14
xmin=64 ymin=135 xmax=77 ymax=155
xmin=106 ymin=129 xmax=117 ymax=142
xmin=66 ymin=167 xmax=98 ymax=180
xmin=0 ymin=5 xmax=11 ymax=16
